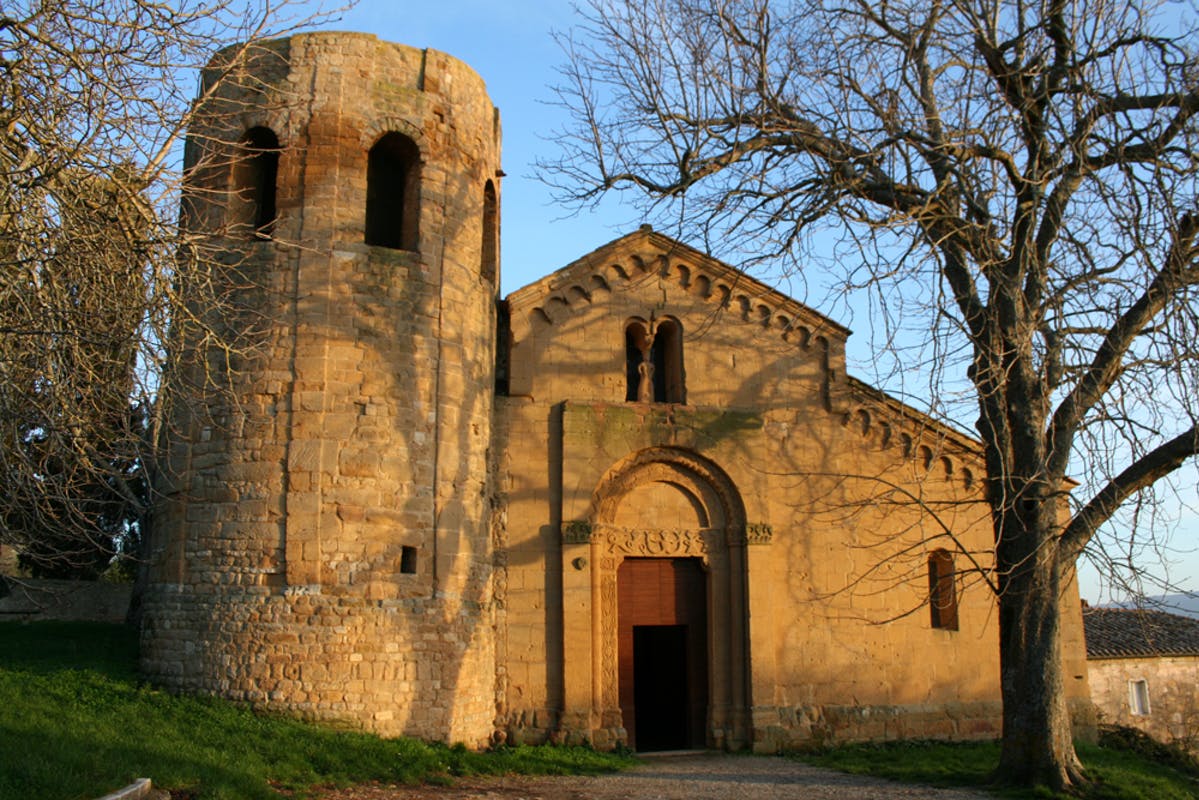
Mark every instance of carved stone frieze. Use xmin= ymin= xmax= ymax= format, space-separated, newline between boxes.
xmin=592 ymin=525 xmax=720 ymax=558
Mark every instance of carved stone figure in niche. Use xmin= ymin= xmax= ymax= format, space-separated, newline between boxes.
xmin=627 ymin=314 xmax=688 ymax=404
xmin=636 ymin=361 xmax=655 ymax=401
xmin=637 ymin=350 xmax=655 ymax=403
xmin=625 ymin=317 xmax=652 ymax=402
xmin=637 ymin=316 xmax=657 ymax=401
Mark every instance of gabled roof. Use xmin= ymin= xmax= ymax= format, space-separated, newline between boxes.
xmin=1083 ymin=607 xmax=1199 ymax=659
xmin=503 ymin=225 xmax=850 ymax=342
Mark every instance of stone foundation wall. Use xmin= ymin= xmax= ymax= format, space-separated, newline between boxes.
xmin=751 ymin=701 xmax=1002 ymax=751
xmin=750 ymin=697 xmax=1095 ymax=752
xmin=141 ymin=585 xmax=494 ymax=742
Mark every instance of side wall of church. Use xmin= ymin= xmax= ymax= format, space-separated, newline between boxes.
xmin=494 ymin=231 xmax=1092 ymax=750
xmin=141 ymin=33 xmax=501 ymax=744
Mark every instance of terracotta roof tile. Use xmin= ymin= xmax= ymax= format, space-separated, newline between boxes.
xmin=1083 ymin=607 xmax=1199 ymax=659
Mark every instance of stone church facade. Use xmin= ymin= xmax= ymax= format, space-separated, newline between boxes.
xmin=140 ymin=32 xmax=1093 ymax=751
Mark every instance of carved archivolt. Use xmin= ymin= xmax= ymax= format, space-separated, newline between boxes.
xmin=590 ymin=446 xmax=745 ymax=531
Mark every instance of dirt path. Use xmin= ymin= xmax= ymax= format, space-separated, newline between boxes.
xmin=311 ymin=752 xmax=995 ymax=800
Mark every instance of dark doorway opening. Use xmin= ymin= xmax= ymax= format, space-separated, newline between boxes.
xmin=633 ymin=624 xmax=689 ymax=750
xmin=617 ymin=557 xmax=708 ymax=751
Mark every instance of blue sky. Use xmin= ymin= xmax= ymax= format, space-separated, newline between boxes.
xmin=331 ymin=1 xmax=636 ymax=295
xmin=316 ymin=2 xmax=1197 ymax=605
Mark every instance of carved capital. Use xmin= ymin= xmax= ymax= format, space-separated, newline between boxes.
xmin=562 ymin=520 xmax=593 ymax=544
xmin=730 ymin=522 xmax=773 ymax=546
xmin=746 ymin=522 xmax=773 ymax=544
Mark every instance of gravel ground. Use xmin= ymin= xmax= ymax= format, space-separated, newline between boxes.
xmin=310 ymin=752 xmax=996 ymax=800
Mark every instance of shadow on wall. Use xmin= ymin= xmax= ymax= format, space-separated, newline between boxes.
xmin=0 ymin=577 xmax=132 ymax=623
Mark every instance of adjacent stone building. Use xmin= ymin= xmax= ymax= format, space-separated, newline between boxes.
xmin=140 ymin=31 xmax=1093 ymax=752
xmin=1085 ymin=607 xmax=1199 ymax=750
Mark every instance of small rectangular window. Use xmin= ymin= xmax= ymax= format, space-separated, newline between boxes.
xmin=400 ymin=545 xmax=418 ymax=575
xmin=1129 ymin=679 xmax=1151 ymax=716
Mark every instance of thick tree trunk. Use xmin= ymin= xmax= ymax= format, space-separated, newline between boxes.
xmin=994 ymin=524 xmax=1085 ymax=790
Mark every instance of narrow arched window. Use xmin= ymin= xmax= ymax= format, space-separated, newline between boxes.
xmin=366 ymin=132 xmax=420 ymax=250
xmin=625 ymin=320 xmax=650 ymax=402
xmin=481 ymin=180 xmax=498 ymax=283
xmin=232 ymin=126 xmax=279 ymax=237
xmin=928 ymin=549 xmax=958 ymax=630
xmin=625 ymin=317 xmax=685 ymax=403
xmin=654 ymin=318 xmax=685 ymax=403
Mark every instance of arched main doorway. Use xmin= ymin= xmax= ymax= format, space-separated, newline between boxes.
xmin=563 ymin=447 xmax=751 ymax=751
xmin=618 ymin=556 xmax=707 ymax=750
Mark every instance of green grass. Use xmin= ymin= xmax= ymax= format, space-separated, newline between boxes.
xmin=10 ymin=621 xmax=1199 ymax=800
xmin=0 ymin=621 xmax=634 ymax=800
xmin=796 ymin=737 xmax=1199 ymax=799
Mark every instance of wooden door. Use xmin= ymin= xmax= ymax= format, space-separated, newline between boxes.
xmin=617 ymin=557 xmax=708 ymax=750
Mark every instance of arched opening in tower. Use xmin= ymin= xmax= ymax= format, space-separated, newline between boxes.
xmin=366 ymin=132 xmax=421 ymax=250
xmin=233 ymin=126 xmax=279 ymax=237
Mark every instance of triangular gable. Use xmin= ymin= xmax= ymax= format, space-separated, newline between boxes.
xmin=503 ymin=225 xmax=986 ymax=478
xmin=503 ymin=225 xmax=850 ymax=348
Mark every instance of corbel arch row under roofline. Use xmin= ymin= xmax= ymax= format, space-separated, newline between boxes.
xmin=838 ymin=378 xmax=985 ymax=497
xmin=506 ymin=236 xmax=848 ymax=352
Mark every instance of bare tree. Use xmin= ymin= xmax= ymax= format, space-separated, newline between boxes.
xmin=544 ymin=0 xmax=1199 ymax=789
xmin=0 ymin=2 xmax=343 ymax=578
xmin=0 ymin=166 xmax=149 ymax=577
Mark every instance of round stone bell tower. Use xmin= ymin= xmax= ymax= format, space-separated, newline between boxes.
xmin=141 ymin=32 xmax=502 ymax=744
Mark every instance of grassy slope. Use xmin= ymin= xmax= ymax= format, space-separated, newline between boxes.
xmin=7 ymin=621 xmax=1199 ymax=800
xmin=0 ymin=621 xmax=632 ymax=800
xmin=799 ymin=738 xmax=1199 ymax=800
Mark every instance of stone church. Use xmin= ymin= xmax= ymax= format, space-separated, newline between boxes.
xmin=140 ymin=32 xmax=1093 ymax=752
